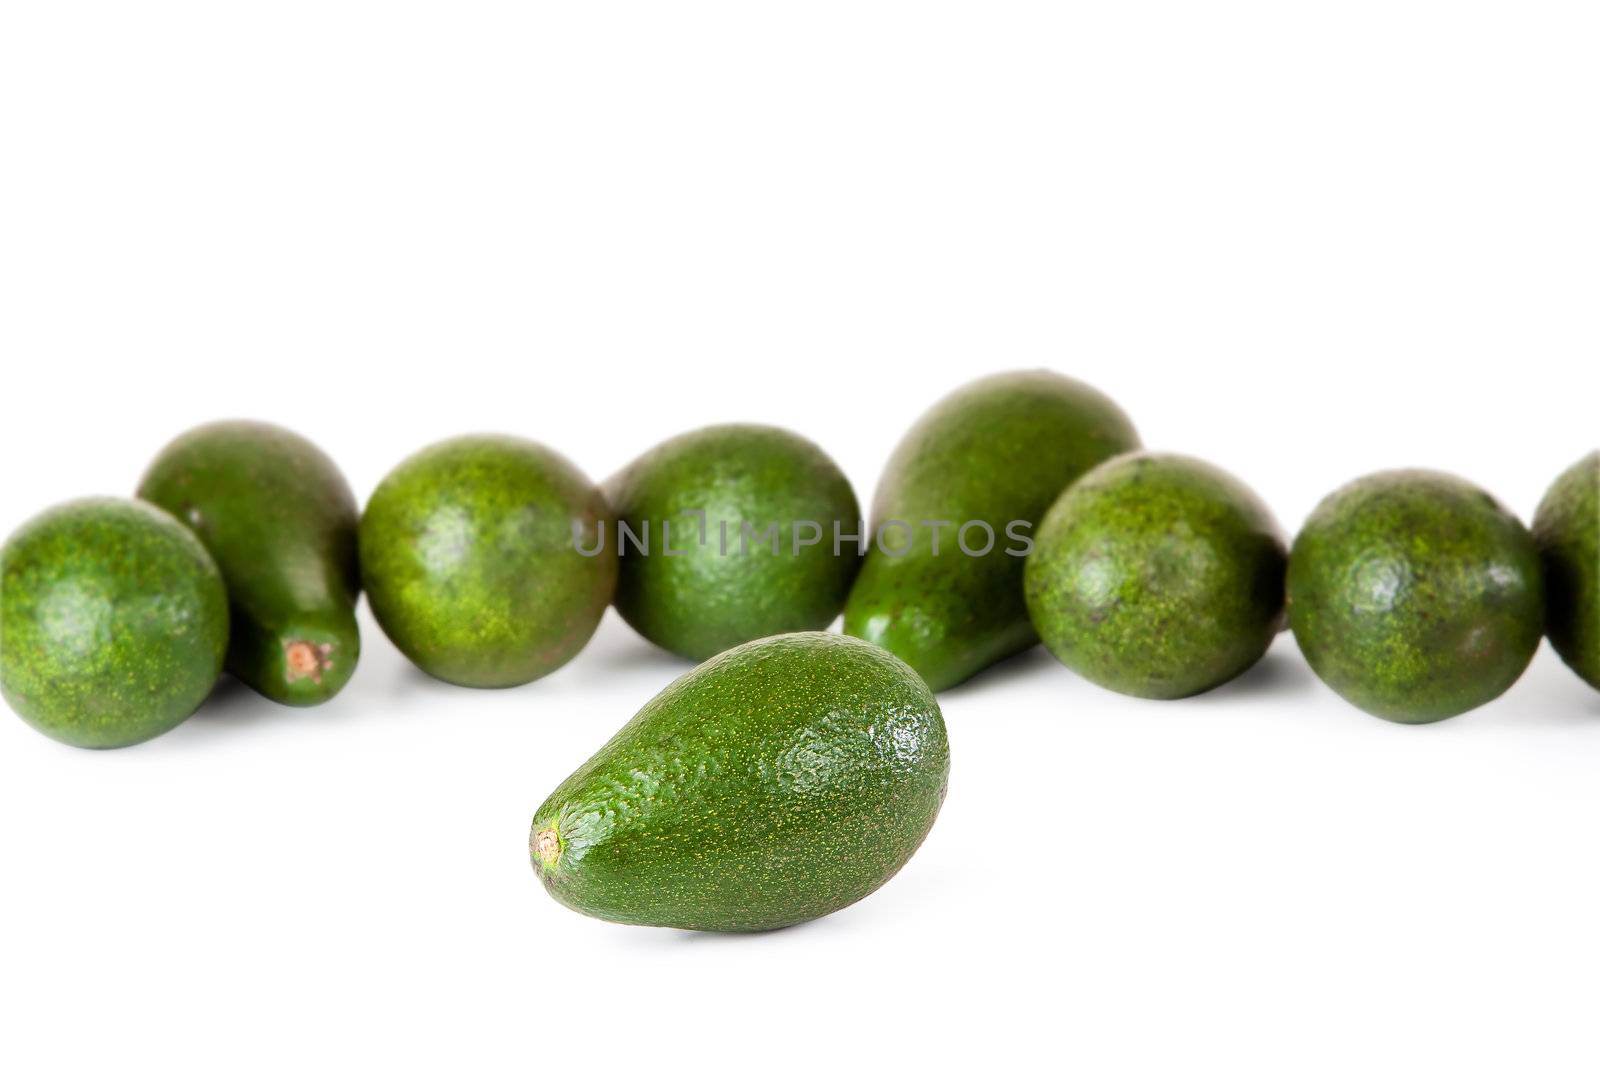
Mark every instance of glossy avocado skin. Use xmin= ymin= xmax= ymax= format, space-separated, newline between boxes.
xmin=1288 ymin=470 xmax=1544 ymax=724
xmin=360 ymin=435 xmax=617 ymax=688
xmin=843 ymin=370 xmax=1140 ymax=691
xmin=606 ymin=424 xmax=861 ymax=661
xmin=1024 ymin=452 xmax=1286 ymax=699
xmin=531 ymin=632 xmax=948 ymax=932
xmin=1 ymin=498 xmax=229 ymax=748
xmin=138 ymin=420 xmax=360 ymax=706
xmin=1533 ymin=451 xmax=1599 ymax=691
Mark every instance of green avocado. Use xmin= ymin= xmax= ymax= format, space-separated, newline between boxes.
xmin=1024 ymin=452 xmax=1286 ymax=699
xmin=137 ymin=420 xmax=361 ymax=706
xmin=1 ymin=498 xmax=229 ymax=748
xmin=1533 ymin=451 xmax=1599 ymax=691
xmin=360 ymin=434 xmax=617 ymax=688
xmin=530 ymin=631 xmax=949 ymax=932
xmin=1287 ymin=470 xmax=1544 ymax=723
xmin=605 ymin=424 xmax=861 ymax=661
xmin=843 ymin=370 xmax=1140 ymax=690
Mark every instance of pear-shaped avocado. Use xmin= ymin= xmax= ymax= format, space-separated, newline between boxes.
xmin=138 ymin=420 xmax=360 ymax=706
xmin=531 ymin=632 xmax=949 ymax=932
xmin=1287 ymin=470 xmax=1544 ymax=723
xmin=360 ymin=435 xmax=617 ymax=688
xmin=605 ymin=424 xmax=861 ymax=661
xmin=843 ymin=370 xmax=1140 ymax=690
xmin=1533 ymin=451 xmax=1599 ymax=691
xmin=1024 ymin=452 xmax=1286 ymax=698
xmin=1 ymin=498 xmax=229 ymax=748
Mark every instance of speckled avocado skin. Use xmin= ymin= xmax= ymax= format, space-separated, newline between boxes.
xmin=530 ymin=632 xmax=949 ymax=932
xmin=1287 ymin=470 xmax=1544 ymax=724
xmin=843 ymin=370 xmax=1140 ymax=691
xmin=1024 ymin=452 xmax=1286 ymax=699
xmin=360 ymin=435 xmax=617 ymax=688
xmin=605 ymin=424 xmax=861 ymax=661
xmin=1533 ymin=451 xmax=1599 ymax=691
xmin=1 ymin=498 xmax=229 ymax=748
xmin=138 ymin=420 xmax=360 ymax=706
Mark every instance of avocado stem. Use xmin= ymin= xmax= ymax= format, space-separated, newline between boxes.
xmin=535 ymin=828 xmax=561 ymax=868
xmin=283 ymin=639 xmax=330 ymax=684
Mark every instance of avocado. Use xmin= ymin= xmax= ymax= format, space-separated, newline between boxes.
xmin=1024 ymin=452 xmax=1286 ymax=699
xmin=360 ymin=435 xmax=617 ymax=688
xmin=605 ymin=424 xmax=861 ymax=661
xmin=1287 ymin=470 xmax=1544 ymax=723
xmin=137 ymin=420 xmax=361 ymax=706
xmin=1533 ymin=451 xmax=1599 ymax=691
xmin=530 ymin=631 xmax=949 ymax=931
xmin=843 ymin=370 xmax=1140 ymax=690
xmin=1 ymin=498 xmax=229 ymax=748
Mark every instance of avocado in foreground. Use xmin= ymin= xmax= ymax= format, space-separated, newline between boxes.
xmin=1 ymin=498 xmax=229 ymax=748
xmin=606 ymin=423 xmax=861 ymax=661
xmin=531 ymin=632 xmax=949 ymax=932
xmin=1024 ymin=452 xmax=1286 ymax=698
xmin=1533 ymin=451 xmax=1599 ymax=692
xmin=1287 ymin=470 xmax=1544 ymax=723
xmin=138 ymin=420 xmax=361 ymax=706
xmin=844 ymin=369 xmax=1141 ymax=690
xmin=360 ymin=434 xmax=617 ymax=688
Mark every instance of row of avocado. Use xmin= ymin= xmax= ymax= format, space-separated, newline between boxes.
xmin=3 ymin=371 xmax=1593 ymax=932
xmin=0 ymin=369 xmax=1595 ymax=752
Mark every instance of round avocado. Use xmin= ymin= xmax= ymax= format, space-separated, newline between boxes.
xmin=359 ymin=435 xmax=617 ymax=688
xmin=605 ymin=424 xmax=861 ymax=661
xmin=1532 ymin=451 xmax=1599 ymax=691
xmin=1023 ymin=452 xmax=1286 ymax=699
xmin=1 ymin=497 xmax=229 ymax=748
xmin=1287 ymin=470 xmax=1544 ymax=723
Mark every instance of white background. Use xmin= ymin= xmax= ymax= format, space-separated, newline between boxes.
xmin=2 ymin=2 xmax=1597 ymax=1064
